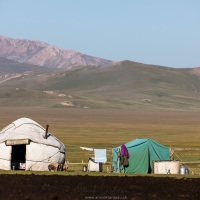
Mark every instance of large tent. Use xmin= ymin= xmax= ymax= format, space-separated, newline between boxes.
xmin=112 ymin=138 xmax=170 ymax=174
xmin=0 ymin=118 xmax=65 ymax=171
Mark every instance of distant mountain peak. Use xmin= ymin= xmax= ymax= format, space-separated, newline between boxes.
xmin=0 ymin=35 xmax=114 ymax=68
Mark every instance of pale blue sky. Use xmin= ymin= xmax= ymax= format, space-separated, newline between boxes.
xmin=0 ymin=0 xmax=200 ymax=68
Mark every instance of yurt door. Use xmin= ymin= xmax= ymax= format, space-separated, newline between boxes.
xmin=11 ymin=144 xmax=26 ymax=170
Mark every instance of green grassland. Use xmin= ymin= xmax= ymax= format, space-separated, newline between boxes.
xmin=0 ymin=107 xmax=199 ymax=175
xmin=2 ymin=61 xmax=200 ymax=109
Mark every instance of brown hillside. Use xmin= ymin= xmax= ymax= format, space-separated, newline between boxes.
xmin=0 ymin=35 xmax=114 ymax=68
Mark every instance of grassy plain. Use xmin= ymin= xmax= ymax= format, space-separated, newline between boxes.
xmin=0 ymin=107 xmax=199 ymax=175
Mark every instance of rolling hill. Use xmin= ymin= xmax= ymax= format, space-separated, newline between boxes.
xmin=1 ymin=58 xmax=200 ymax=110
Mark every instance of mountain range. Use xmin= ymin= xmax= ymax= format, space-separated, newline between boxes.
xmin=0 ymin=35 xmax=114 ymax=68
xmin=0 ymin=35 xmax=200 ymax=110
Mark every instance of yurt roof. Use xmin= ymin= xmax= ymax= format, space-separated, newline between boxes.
xmin=0 ymin=118 xmax=65 ymax=151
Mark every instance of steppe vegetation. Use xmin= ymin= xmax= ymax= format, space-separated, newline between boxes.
xmin=0 ymin=107 xmax=199 ymax=175
xmin=0 ymin=37 xmax=200 ymax=199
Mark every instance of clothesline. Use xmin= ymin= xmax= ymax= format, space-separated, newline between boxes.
xmin=65 ymin=143 xmax=114 ymax=150
xmin=79 ymin=146 xmax=107 ymax=163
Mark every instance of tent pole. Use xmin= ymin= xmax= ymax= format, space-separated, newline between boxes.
xmin=45 ymin=125 xmax=49 ymax=139
xmin=117 ymin=148 xmax=120 ymax=173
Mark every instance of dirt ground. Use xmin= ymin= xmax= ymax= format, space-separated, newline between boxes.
xmin=0 ymin=174 xmax=199 ymax=200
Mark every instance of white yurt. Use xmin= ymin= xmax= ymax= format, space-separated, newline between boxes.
xmin=0 ymin=117 xmax=65 ymax=171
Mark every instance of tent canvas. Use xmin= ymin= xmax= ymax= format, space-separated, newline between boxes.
xmin=0 ymin=118 xmax=65 ymax=171
xmin=112 ymin=139 xmax=170 ymax=174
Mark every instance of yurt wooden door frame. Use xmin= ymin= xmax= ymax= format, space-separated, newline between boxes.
xmin=5 ymin=139 xmax=30 ymax=170
xmin=11 ymin=144 xmax=26 ymax=170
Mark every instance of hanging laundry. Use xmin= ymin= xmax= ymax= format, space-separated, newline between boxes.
xmin=80 ymin=146 xmax=94 ymax=151
xmin=120 ymin=144 xmax=130 ymax=167
xmin=94 ymin=149 xmax=107 ymax=163
xmin=121 ymin=144 xmax=130 ymax=158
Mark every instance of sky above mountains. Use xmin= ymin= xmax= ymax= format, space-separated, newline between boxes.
xmin=0 ymin=0 xmax=200 ymax=68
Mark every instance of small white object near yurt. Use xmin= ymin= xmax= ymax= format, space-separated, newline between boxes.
xmin=0 ymin=118 xmax=65 ymax=171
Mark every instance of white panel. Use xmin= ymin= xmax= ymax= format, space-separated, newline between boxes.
xmin=0 ymin=143 xmax=11 ymax=170
xmin=26 ymin=142 xmax=62 ymax=171
xmin=154 ymin=161 xmax=180 ymax=174
xmin=88 ymin=160 xmax=100 ymax=172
